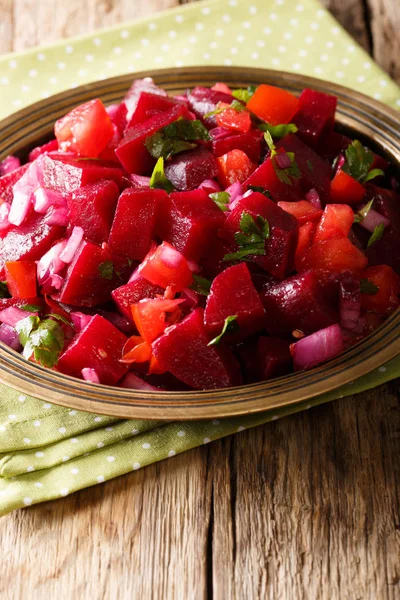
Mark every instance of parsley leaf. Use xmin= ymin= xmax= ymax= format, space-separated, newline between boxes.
xmin=247 ymin=185 xmax=272 ymax=199
xmin=353 ymin=199 xmax=374 ymax=224
xmin=232 ymin=85 xmax=257 ymax=103
xmin=16 ymin=316 xmax=64 ymax=368
xmin=258 ymin=122 xmax=298 ymax=139
xmin=98 ymin=260 xmax=114 ymax=280
xmin=204 ymin=99 xmax=246 ymax=119
xmin=190 ymin=275 xmax=212 ymax=296
xmin=44 ymin=313 xmax=74 ymax=328
xmin=223 ymin=212 xmax=270 ymax=262
xmin=342 ymin=140 xmax=385 ymax=184
xmin=367 ymin=223 xmax=386 ymax=248
xmin=209 ymin=191 xmax=230 ymax=212
xmin=264 ymin=133 xmax=301 ymax=186
xmin=0 ymin=281 xmax=10 ymax=299
xmin=20 ymin=304 xmax=42 ymax=312
xmin=360 ymin=279 xmax=379 ymax=295
xmin=149 ymin=157 xmax=174 ymax=193
xmin=145 ymin=119 xmax=211 ymax=160
xmin=207 ymin=315 xmax=239 ymax=346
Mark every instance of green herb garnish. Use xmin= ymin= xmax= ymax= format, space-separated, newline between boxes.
xmin=360 ymin=279 xmax=379 ymax=295
xmin=204 ymin=99 xmax=246 ymax=119
xmin=247 ymin=185 xmax=272 ymax=199
xmin=367 ymin=223 xmax=386 ymax=248
xmin=224 ymin=212 xmax=270 ymax=262
xmin=16 ymin=316 xmax=65 ymax=368
xmin=342 ymin=140 xmax=384 ymax=184
xmin=209 ymin=191 xmax=230 ymax=212
xmin=263 ymin=132 xmax=301 ymax=185
xmin=19 ymin=304 xmax=42 ymax=312
xmin=258 ymin=122 xmax=298 ymax=139
xmin=145 ymin=118 xmax=211 ymax=160
xmin=353 ymin=199 xmax=374 ymax=224
xmin=149 ymin=157 xmax=174 ymax=193
xmin=98 ymin=260 xmax=114 ymax=281
xmin=232 ymin=85 xmax=257 ymax=103
xmin=207 ymin=315 xmax=238 ymax=346
xmin=190 ymin=275 xmax=212 ymax=296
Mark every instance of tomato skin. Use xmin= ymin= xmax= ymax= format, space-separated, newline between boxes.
xmin=211 ymin=82 xmax=232 ymax=95
xmin=131 ymin=298 xmax=183 ymax=343
xmin=55 ymin=99 xmax=114 ymax=157
xmin=330 ymin=170 xmax=365 ymax=205
xmin=277 ymin=200 xmax=323 ymax=225
xmin=216 ymin=149 xmax=257 ymax=187
xmin=138 ymin=242 xmax=193 ymax=292
xmin=5 ymin=261 xmax=37 ymax=299
xmin=297 ymin=237 xmax=368 ymax=275
xmin=295 ymin=221 xmax=317 ymax=270
xmin=246 ymin=84 xmax=299 ymax=125
xmin=216 ymin=106 xmax=252 ymax=134
xmin=313 ymin=204 xmax=354 ymax=244
xmin=360 ymin=265 xmax=400 ymax=316
xmin=120 ymin=336 xmax=152 ymax=364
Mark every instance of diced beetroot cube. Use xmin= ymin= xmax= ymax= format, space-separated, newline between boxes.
xmin=41 ymin=153 xmax=123 ymax=194
xmin=200 ymin=237 xmax=237 ymax=279
xmin=57 ymin=315 xmax=128 ymax=385
xmin=188 ymin=86 xmax=234 ymax=127
xmin=28 ymin=139 xmax=59 ymax=162
xmin=0 ymin=213 xmax=64 ymax=278
xmin=212 ymin=129 xmax=264 ymax=162
xmin=316 ymin=131 xmax=351 ymax=162
xmin=108 ymin=188 xmax=165 ymax=261
xmin=243 ymin=156 xmax=302 ymax=202
xmin=164 ymin=147 xmax=218 ymax=191
xmin=67 ymin=180 xmax=119 ymax=245
xmin=115 ymin=104 xmax=190 ymax=174
xmin=219 ymin=192 xmax=299 ymax=279
xmin=0 ymin=164 xmax=29 ymax=203
xmin=120 ymin=77 xmax=168 ymax=122
xmin=152 ymin=308 xmax=242 ymax=389
xmin=126 ymin=92 xmax=178 ymax=129
xmin=276 ymin=134 xmax=331 ymax=205
xmin=112 ymin=276 xmax=163 ymax=319
xmin=57 ymin=240 xmax=130 ymax=307
xmin=158 ymin=188 xmax=225 ymax=261
xmin=292 ymin=89 xmax=337 ymax=145
xmin=204 ymin=263 xmax=266 ymax=340
xmin=260 ymin=270 xmax=340 ymax=337
xmin=257 ymin=337 xmax=293 ymax=380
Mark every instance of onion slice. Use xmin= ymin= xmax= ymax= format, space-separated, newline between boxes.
xmin=291 ymin=324 xmax=344 ymax=371
xmin=0 ymin=323 xmax=21 ymax=350
xmin=358 ymin=208 xmax=390 ymax=234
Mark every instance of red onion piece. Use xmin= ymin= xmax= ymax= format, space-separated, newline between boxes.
xmin=0 ymin=306 xmax=37 ymax=327
xmin=81 ymin=368 xmax=101 ymax=383
xmin=291 ymin=324 xmax=344 ymax=371
xmin=129 ymin=174 xmax=151 ymax=188
xmin=158 ymin=244 xmax=183 ymax=269
xmin=180 ymin=288 xmax=201 ymax=310
xmin=305 ymin=188 xmax=322 ymax=209
xmin=0 ymin=155 xmax=20 ymax=176
xmin=40 ymin=273 xmax=64 ymax=293
xmin=119 ymin=372 xmax=160 ymax=391
xmin=71 ymin=312 xmax=93 ymax=332
xmin=0 ymin=202 xmax=10 ymax=231
xmin=105 ymin=104 xmax=119 ymax=120
xmin=8 ymin=186 xmax=32 ymax=226
xmin=33 ymin=187 xmax=65 ymax=214
xmin=209 ymin=127 xmax=231 ymax=141
xmin=340 ymin=275 xmax=361 ymax=331
xmin=359 ymin=208 xmax=390 ymax=233
xmin=198 ymin=179 xmax=221 ymax=194
xmin=59 ymin=226 xmax=84 ymax=263
xmin=37 ymin=240 xmax=68 ymax=285
xmin=43 ymin=205 xmax=69 ymax=227
xmin=173 ymin=94 xmax=190 ymax=105
xmin=335 ymin=154 xmax=345 ymax=174
xmin=274 ymin=152 xmax=292 ymax=170
xmin=0 ymin=323 xmax=21 ymax=350
xmin=226 ymin=181 xmax=243 ymax=206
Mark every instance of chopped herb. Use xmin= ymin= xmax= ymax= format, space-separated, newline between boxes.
xmin=263 ymin=134 xmax=301 ymax=186
xmin=367 ymin=223 xmax=386 ymax=247
xmin=0 ymin=281 xmax=10 ymax=299
xmin=149 ymin=157 xmax=174 ymax=193
xmin=264 ymin=131 xmax=276 ymax=156
xmin=146 ymin=132 xmax=195 ymax=160
xmin=223 ymin=212 xmax=270 ymax=262
xmin=306 ymin=160 xmax=314 ymax=172
xmin=232 ymin=85 xmax=257 ymax=103
xmin=207 ymin=315 xmax=238 ymax=346
xmin=20 ymin=304 xmax=42 ymax=312
xmin=209 ymin=191 xmax=230 ymax=212
xmin=342 ymin=140 xmax=384 ymax=184
xmin=98 ymin=260 xmax=114 ymax=280
xmin=16 ymin=316 xmax=64 ymax=368
xmin=204 ymin=99 xmax=246 ymax=119
xmin=191 ymin=275 xmax=212 ymax=296
xmin=44 ymin=313 xmax=74 ymax=328
xmin=353 ymin=199 xmax=374 ymax=223
xmin=223 ymin=246 xmax=267 ymax=262
xmin=360 ymin=279 xmax=379 ymax=295
xmin=145 ymin=118 xmax=211 ymax=160
xmin=247 ymin=185 xmax=272 ymax=199
xmin=258 ymin=122 xmax=298 ymax=139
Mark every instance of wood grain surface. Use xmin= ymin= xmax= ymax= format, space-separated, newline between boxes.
xmin=0 ymin=1 xmax=400 ymax=599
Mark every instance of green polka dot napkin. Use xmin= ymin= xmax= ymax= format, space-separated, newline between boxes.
xmin=0 ymin=0 xmax=399 ymax=516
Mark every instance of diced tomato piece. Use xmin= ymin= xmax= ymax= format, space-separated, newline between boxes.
xmin=216 ymin=149 xmax=257 ymax=187
xmin=211 ymin=82 xmax=232 ymax=95
xmin=313 ymin=204 xmax=354 ymax=244
xmin=243 ymin=156 xmax=302 ymax=203
xmin=138 ymin=242 xmax=193 ymax=291
xmin=295 ymin=221 xmax=317 ymax=270
xmin=330 ymin=170 xmax=365 ymax=205
xmin=148 ymin=354 xmax=167 ymax=375
xmin=297 ymin=237 xmax=368 ymax=275
xmin=5 ymin=261 xmax=37 ymax=299
xmin=277 ymin=200 xmax=323 ymax=225
xmin=360 ymin=265 xmax=400 ymax=316
xmin=215 ymin=105 xmax=252 ymax=134
xmin=212 ymin=129 xmax=263 ymax=162
xmin=246 ymin=84 xmax=299 ymax=125
xmin=55 ymin=99 xmax=114 ymax=157
xmin=131 ymin=298 xmax=184 ymax=343
xmin=120 ymin=336 xmax=153 ymax=364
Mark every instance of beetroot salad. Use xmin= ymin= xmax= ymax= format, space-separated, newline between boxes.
xmin=0 ymin=77 xmax=399 ymax=392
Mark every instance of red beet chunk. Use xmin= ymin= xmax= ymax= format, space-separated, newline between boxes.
xmin=41 ymin=153 xmax=123 ymax=194
xmin=292 ymin=89 xmax=337 ymax=145
xmin=57 ymin=315 xmax=128 ymax=385
xmin=28 ymin=139 xmax=59 ymax=162
xmin=204 ymin=263 xmax=266 ymax=340
xmin=257 ymin=337 xmax=292 ymax=380
xmin=0 ymin=213 xmax=64 ymax=278
xmin=0 ymin=164 xmax=29 ymax=203
xmin=67 ymin=180 xmax=119 ymax=245
xmin=120 ymin=77 xmax=168 ymax=123
xmin=152 ymin=308 xmax=242 ymax=389
xmin=115 ymin=104 xmax=190 ymax=174
xmin=212 ymin=129 xmax=264 ymax=162
xmin=57 ymin=240 xmax=130 ymax=307
xmin=219 ymin=192 xmax=299 ymax=279
xmin=260 ymin=270 xmax=340 ymax=337
xmin=276 ymin=134 xmax=331 ymax=205
xmin=112 ymin=276 xmax=163 ymax=319
xmin=243 ymin=156 xmax=302 ymax=202
xmin=316 ymin=130 xmax=351 ymax=162
xmin=108 ymin=188 xmax=165 ymax=261
xmin=126 ymin=92 xmax=178 ymax=129
xmin=164 ymin=147 xmax=218 ymax=191
xmin=188 ymin=86 xmax=234 ymax=127
xmin=159 ymin=188 xmax=225 ymax=260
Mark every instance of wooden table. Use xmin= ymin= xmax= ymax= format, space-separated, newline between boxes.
xmin=1 ymin=1 xmax=400 ymax=598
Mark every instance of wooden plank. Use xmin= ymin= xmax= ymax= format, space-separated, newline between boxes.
xmin=367 ymin=0 xmax=400 ymax=83
xmin=0 ymin=0 xmax=13 ymax=53
xmin=321 ymin=0 xmax=372 ymax=52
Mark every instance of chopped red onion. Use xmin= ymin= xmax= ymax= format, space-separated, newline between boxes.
xmin=128 ymin=265 xmax=141 ymax=283
xmin=37 ymin=240 xmax=68 ymax=285
xmin=226 ymin=181 xmax=243 ymax=206
xmin=0 ymin=202 xmax=10 ymax=231
xmin=209 ymin=127 xmax=231 ymax=141
xmin=198 ymin=179 xmax=221 ymax=194
xmin=187 ymin=260 xmax=200 ymax=273
xmin=0 ymin=155 xmax=20 ymax=176
xmin=33 ymin=187 xmax=65 ymax=214
xmin=0 ymin=323 xmax=21 ymax=350
xmin=129 ymin=174 xmax=151 ymax=188
xmin=181 ymin=288 xmax=201 ymax=309
xmin=159 ymin=243 xmax=183 ymax=268
xmin=305 ymin=188 xmax=322 ymax=209
xmin=274 ymin=152 xmax=292 ymax=170
xmin=8 ymin=186 xmax=32 ymax=226
xmin=119 ymin=372 xmax=160 ymax=391
xmin=358 ymin=208 xmax=390 ymax=233
xmin=105 ymin=104 xmax=119 ymax=120
xmin=43 ymin=205 xmax=69 ymax=226
xmin=40 ymin=273 xmax=64 ymax=293
xmin=173 ymin=94 xmax=190 ymax=105
xmin=0 ymin=306 xmax=37 ymax=327
xmin=81 ymin=368 xmax=100 ymax=383
xmin=59 ymin=226 xmax=84 ymax=264
xmin=340 ymin=275 xmax=361 ymax=331
xmin=291 ymin=324 xmax=344 ymax=371
xmin=71 ymin=312 xmax=93 ymax=332
xmin=335 ymin=154 xmax=345 ymax=173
